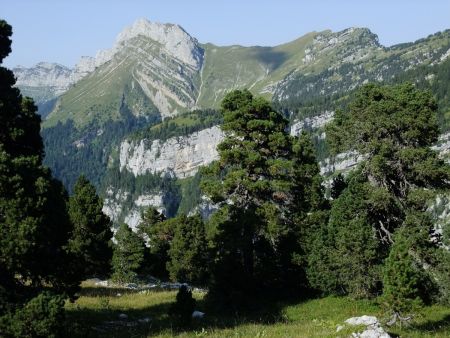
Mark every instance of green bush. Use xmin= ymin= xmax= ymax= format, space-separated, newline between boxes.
xmin=1 ymin=292 xmax=65 ymax=338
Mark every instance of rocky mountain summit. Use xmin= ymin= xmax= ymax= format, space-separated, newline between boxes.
xmin=14 ymin=62 xmax=73 ymax=91
xmin=116 ymin=18 xmax=203 ymax=69
xmin=13 ymin=62 xmax=74 ymax=108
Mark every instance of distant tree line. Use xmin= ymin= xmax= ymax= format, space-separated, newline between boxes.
xmin=129 ymin=108 xmax=223 ymax=142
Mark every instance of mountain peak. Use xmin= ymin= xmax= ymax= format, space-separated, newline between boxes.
xmin=115 ymin=18 xmax=203 ymax=69
xmin=116 ymin=18 xmax=184 ymax=43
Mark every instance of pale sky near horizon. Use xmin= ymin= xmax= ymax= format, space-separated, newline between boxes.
xmin=1 ymin=0 xmax=450 ymax=68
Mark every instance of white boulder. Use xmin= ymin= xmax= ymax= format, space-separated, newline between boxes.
xmin=192 ymin=310 xmax=205 ymax=319
xmin=345 ymin=315 xmax=390 ymax=338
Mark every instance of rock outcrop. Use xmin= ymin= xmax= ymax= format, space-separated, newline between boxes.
xmin=116 ymin=18 xmax=203 ymax=70
xmin=343 ymin=315 xmax=391 ymax=338
xmin=13 ymin=62 xmax=74 ymax=104
xmin=102 ymin=188 xmax=166 ymax=231
xmin=120 ymin=126 xmax=224 ymax=178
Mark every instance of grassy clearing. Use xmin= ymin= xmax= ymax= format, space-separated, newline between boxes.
xmin=64 ymin=283 xmax=450 ymax=337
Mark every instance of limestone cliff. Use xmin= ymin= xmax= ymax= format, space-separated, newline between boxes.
xmin=119 ymin=126 xmax=224 ymax=178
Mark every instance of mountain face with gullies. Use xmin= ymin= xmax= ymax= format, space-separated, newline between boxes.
xmin=14 ymin=18 xmax=450 ymax=227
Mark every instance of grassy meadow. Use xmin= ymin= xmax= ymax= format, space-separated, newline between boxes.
xmin=64 ymin=283 xmax=450 ymax=337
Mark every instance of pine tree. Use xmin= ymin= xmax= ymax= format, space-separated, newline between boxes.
xmin=307 ymin=171 xmax=383 ymax=297
xmin=68 ymin=175 xmax=113 ymax=279
xmin=318 ymin=83 xmax=450 ymax=302
xmin=137 ymin=206 xmax=166 ymax=238
xmin=112 ymin=224 xmax=145 ymax=284
xmin=382 ymin=229 xmax=424 ymax=324
xmin=0 ymin=19 xmax=79 ymax=335
xmin=167 ymin=214 xmax=209 ymax=286
xmin=201 ymin=90 xmax=322 ymax=307
xmin=139 ymin=208 xmax=172 ymax=279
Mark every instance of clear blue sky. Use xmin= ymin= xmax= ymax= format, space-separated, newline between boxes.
xmin=1 ymin=0 xmax=450 ymax=68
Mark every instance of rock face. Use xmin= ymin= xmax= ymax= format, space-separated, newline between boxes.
xmin=102 ymin=188 xmax=130 ymax=223
xmin=13 ymin=58 xmax=98 ymax=111
xmin=14 ymin=62 xmax=73 ymax=92
xmin=290 ymin=111 xmax=334 ymax=136
xmin=116 ymin=18 xmax=203 ymax=70
xmin=102 ymin=188 xmax=166 ymax=231
xmin=320 ymin=150 xmax=365 ymax=176
xmin=120 ymin=126 xmax=224 ymax=178
xmin=71 ymin=56 xmax=96 ymax=82
xmin=78 ymin=18 xmax=203 ymax=74
xmin=13 ymin=62 xmax=74 ymax=105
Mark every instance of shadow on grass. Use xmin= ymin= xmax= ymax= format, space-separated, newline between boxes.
xmin=65 ymin=287 xmax=299 ymax=337
xmin=385 ymin=313 xmax=450 ymax=338
xmin=411 ymin=314 xmax=450 ymax=335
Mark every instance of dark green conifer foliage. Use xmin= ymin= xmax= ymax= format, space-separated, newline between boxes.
xmin=167 ymin=214 xmax=209 ymax=286
xmin=1 ymin=292 xmax=65 ymax=338
xmin=327 ymin=83 xmax=448 ymax=204
xmin=0 ymin=19 xmax=79 ymax=336
xmin=308 ymin=172 xmax=383 ymax=297
xmin=316 ymin=83 xmax=450 ymax=302
xmin=330 ymin=173 xmax=347 ymax=199
xmin=292 ymin=131 xmax=329 ymax=214
xmin=112 ymin=224 xmax=145 ymax=283
xmin=68 ymin=175 xmax=113 ymax=278
xmin=288 ymin=131 xmax=330 ymax=290
xmin=202 ymin=90 xmax=323 ymax=307
xmin=382 ymin=228 xmax=425 ymax=324
xmin=137 ymin=206 xmax=166 ymax=237
xmin=436 ymin=219 xmax=450 ymax=304
xmin=138 ymin=207 xmax=171 ymax=278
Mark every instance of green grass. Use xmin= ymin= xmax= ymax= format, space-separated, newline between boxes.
xmin=65 ymin=283 xmax=450 ymax=337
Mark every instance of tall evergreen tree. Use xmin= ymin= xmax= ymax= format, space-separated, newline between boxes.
xmin=0 ymin=19 xmax=80 ymax=336
xmin=112 ymin=224 xmax=145 ymax=284
xmin=315 ymin=83 xmax=450 ymax=303
xmin=382 ymin=228 xmax=425 ymax=323
xmin=68 ymin=175 xmax=113 ymax=279
xmin=138 ymin=207 xmax=171 ymax=278
xmin=202 ymin=90 xmax=324 ymax=307
xmin=167 ymin=214 xmax=210 ymax=286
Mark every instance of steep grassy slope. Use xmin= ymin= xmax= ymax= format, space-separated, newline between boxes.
xmin=276 ymin=29 xmax=450 ymax=119
xmin=196 ymin=32 xmax=315 ymax=107
xmin=45 ymin=34 xmax=202 ymax=128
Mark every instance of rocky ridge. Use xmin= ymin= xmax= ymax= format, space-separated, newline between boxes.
xmin=13 ymin=62 xmax=75 ymax=106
